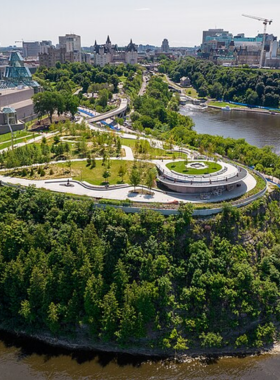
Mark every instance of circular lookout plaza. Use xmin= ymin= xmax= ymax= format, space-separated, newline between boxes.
xmin=157 ymin=159 xmax=249 ymax=200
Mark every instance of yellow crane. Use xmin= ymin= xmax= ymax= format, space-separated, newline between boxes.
xmin=242 ymin=14 xmax=273 ymax=68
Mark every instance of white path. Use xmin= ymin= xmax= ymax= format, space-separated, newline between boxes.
xmin=0 ymin=116 xmax=259 ymax=205
xmin=0 ymin=167 xmax=257 ymax=205
xmin=122 ymin=146 xmax=134 ymax=160
xmin=0 ymin=131 xmax=59 ymax=154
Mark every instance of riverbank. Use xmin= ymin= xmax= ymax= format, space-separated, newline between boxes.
xmin=1 ymin=325 xmax=278 ymax=361
xmin=207 ymin=104 xmax=278 ymax=116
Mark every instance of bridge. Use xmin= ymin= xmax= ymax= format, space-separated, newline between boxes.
xmin=87 ymin=98 xmax=128 ymax=123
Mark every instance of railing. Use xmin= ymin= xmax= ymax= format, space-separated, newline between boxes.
xmin=45 ymin=179 xmax=129 ymax=192
xmin=156 ymin=163 xmax=244 ymax=185
xmin=0 ymin=170 xmax=268 ymax=217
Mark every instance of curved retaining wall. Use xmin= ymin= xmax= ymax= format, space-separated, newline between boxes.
xmin=0 ymin=171 xmax=268 ymax=217
xmin=45 ymin=179 xmax=129 ymax=192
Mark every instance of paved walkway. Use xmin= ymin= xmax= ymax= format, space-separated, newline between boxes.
xmin=138 ymin=75 xmax=148 ymax=96
xmin=86 ymin=98 xmax=128 ymax=123
xmin=0 ymin=163 xmax=257 ymax=204
xmin=0 ymin=116 xmax=259 ymax=205
xmin=0 ymin=173 xmax=256 ymax=204
xmin=0 ymin=131 xmax=59 ymax=154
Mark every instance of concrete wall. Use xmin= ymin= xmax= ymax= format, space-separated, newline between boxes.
xmin=0 ymin=123 xmax=25 ymax=135
xmin=162 ymin=182 xmax=227 ymax=194
xmin=0 ymin=88 xmax=34 ymax=108
xmin=16 ymin=102 xmax=34 ymax=120
xmin=0 ymin=172 xmax=268 ymax=217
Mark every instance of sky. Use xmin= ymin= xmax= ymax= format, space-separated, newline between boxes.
xmin=0 ymin=0 xmax=279 ymax=48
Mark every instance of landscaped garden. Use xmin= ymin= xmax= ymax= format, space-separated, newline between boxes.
xmin=166 ymin=160 xmax=222 ymax=175
xmin=5 ymin=160 xmax=156 ymax=187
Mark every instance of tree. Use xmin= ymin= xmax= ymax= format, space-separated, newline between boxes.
xmin=102 ymin=168 xmax=111 ymax=183
xmin=116 ymin=138 xmax=122 ymax=156
xmin=97 ymin=89 xmax=109 ymax=108
xmin=146 ymin=167 xmax=157 ymax=189
xmin=64 ymin=93 xmax=79 ymax=119
xmin=200 ymin=332 xmax=223 ymax=348
xmin=66 ymin=160 xmax=72 ymax=176
xmin=90 ymin=156 xmax=96 ymax=169
xmin=33 ymin=91 xmax=64 ymax=123
xmin=118 ymin=164 xmax=127 ymax=183
xmin=129 ymin=167 xmax=141 ymax=190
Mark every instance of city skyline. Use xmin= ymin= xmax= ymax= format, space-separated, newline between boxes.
xmin=0 ymin=0 xmax=279 ymax=47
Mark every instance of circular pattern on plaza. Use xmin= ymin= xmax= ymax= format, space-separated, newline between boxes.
xmin=157 ymin=159 xmax=249 ymax=196
xmin=166 ymin=160 xmax=223 ymax=175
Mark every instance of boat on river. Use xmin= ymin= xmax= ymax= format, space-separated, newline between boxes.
xmin=221 ymin=105 xmax=231 ymax=111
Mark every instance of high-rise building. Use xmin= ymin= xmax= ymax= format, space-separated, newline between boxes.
xmin=39 ymin=40 xmax=53 ymax=54
xmin=161 ymin=39 xmax=169 ymax=53
xmin=59 ymin=34 xmax=81 ymax=62
xmin=22 ymin=41 xmax=40 ymax=58
xmin=202 ymin=29 xmax=228 ymax=44
xmin=39 ymin=47 xmax=74 ymax=68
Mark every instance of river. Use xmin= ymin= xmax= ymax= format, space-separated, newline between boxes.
xmin=0 ymin=330 xmax=280 ymax=379
xmin=180 ymin=104 xmax=280 ymax=154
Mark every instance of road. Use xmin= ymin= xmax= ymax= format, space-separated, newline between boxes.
xmin=138 ymin=75 xmax=148 ymax=96
xmin=86 ymin=98 xmax=128 ymax=123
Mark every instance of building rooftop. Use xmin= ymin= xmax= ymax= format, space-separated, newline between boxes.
xmin=1 ymin=107 xmax=16 ymax=113
xmin=1 ymin=52 xmax=39 ymax=89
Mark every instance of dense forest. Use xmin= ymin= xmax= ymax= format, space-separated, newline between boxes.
xmin=35 ymin=61 xmax=141 ymax=94
xmin=0 ymin=185 xmax=280 ymax=353
xmin=131 ymin=76 xmax=194 ymax=132
xmin=31 ymin=62 xmax=143 ymax=124
xmin=159 ymin=57 xmax=280 ymax=108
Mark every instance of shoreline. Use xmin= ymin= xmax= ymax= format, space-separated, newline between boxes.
xmin=0 ymin=325 xmax=278 ymax=362
xmin=207 ymin=104 xmax=280 ymax=116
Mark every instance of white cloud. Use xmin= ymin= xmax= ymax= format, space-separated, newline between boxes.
xmin=135 ymin=7 xmax=151 ymax=11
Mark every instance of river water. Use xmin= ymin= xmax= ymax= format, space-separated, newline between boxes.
xmin=180 ymin=104 xmax=280 ymax=153
xmin=2 ymin=106 xmax=280 ymax=378
xmin=0 ymin=330 xmax=280 ymax=380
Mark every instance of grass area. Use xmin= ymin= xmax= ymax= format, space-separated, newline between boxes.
xmin=185 ymin=87 xmax=198 ymax=98
xmin=208 ymin=101 xmax=246 ymax=109
xmin=8 ymin=160 xmax=156 ymax=187
xmin=118 ymin=76 xmax=127 ymax=83
xmin=0 ymin=134 xmax=40 ymax=150
xmin=0 ymin=130 xmax=33 ymax=144
xmin=120 ymin=138 xmax=188 ymax=159
xmin=70 ymin=160 xmax=155 ymax=185
xmin=167 ymin=161 xmax=222 ymax=175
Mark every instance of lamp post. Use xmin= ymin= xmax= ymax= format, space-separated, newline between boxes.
xmin=7 ymin=114 xmax=14 ymax=151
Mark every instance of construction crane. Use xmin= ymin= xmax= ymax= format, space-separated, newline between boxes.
xmin=242 ymin=14 xmax=273 ymax=68
xmin=15 ymin=40 xmax=37 ymax=43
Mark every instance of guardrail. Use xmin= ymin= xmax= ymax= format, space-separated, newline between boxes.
xmin=45 ymin=179 xmax=129 ymax=192
xmin=0 ymin=171 xmax=268 ymax=217
xmin=156 ymin=163 xmax=243 ymax=184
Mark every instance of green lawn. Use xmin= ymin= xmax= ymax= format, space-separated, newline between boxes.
xmin=0 ymin=134 xmax=40 ymax=150
xmin=208 ymin=101 xmax=246 ymax=109
xmin=60 ymin=160 xmax=156 ymax=186
xmin=120 ymin=138 xmax=188 ymax=159
xmin=185 ymin=87 xmax=198 ymax=98
xmin=167 ymin=161 xmax=222 ymax=175
xmin=0 ymin=130 xmax=33 ymax=143
xmin=118 ymin=76 xmax=127 ymax=83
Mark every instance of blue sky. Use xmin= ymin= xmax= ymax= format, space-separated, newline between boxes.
xmin=0 ymin=0 xmax=279 ymax=47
